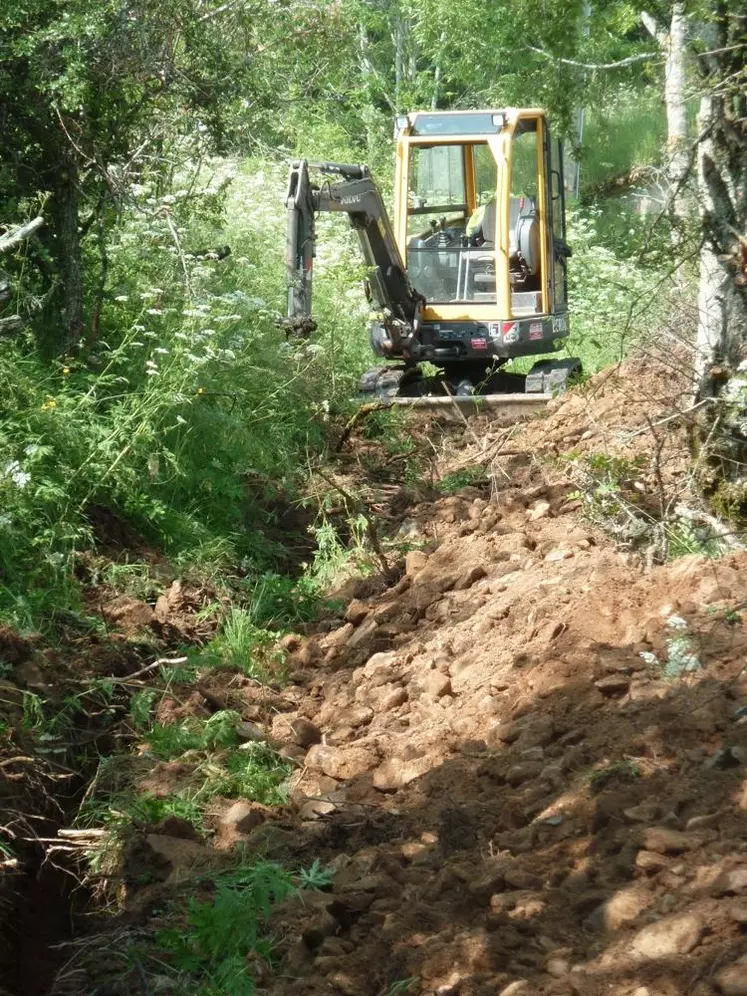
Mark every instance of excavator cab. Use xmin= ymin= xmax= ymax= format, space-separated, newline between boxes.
xmin=393 ymin=109 xmax=571 ymax=373
xmin=285 ymin=107 xmax=578 ymax=405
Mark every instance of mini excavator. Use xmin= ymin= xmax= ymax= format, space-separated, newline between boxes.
xmin=285 ymin=108 xmax=580 ymax=409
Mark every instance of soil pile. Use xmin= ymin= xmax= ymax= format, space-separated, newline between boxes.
xmin=249 ymin=355 xmax=747 ymax=996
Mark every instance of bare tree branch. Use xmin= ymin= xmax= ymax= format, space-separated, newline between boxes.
xmin=641 ymin=10 xmax=666 ymax=47
xmin=527 ymin=45 xmax=660 ymax=70
xmin=0 ymin=216 xmax=44 ymax=253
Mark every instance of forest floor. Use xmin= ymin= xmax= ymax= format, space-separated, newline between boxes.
xmin=2 ymin=350 xmax=747 ymax=996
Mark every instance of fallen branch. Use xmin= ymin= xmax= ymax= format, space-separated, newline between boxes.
xmin=0 ymin=217 xmax=44 ymax=253
xmin=335 ymin=401 xmax=394 ymax=452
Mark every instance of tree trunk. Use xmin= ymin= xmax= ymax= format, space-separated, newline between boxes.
xmin=394 ymin=16 xmax=405 ymax=110
xmin=50 ymin=149 xmax=84 ymax=353
xmin=642 ymin=3 xmax=690 ymax=219
xmin=693 ymin=8 xmax=747 ymax=511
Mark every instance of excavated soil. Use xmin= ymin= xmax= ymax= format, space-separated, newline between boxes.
xmin=248 ymin=354 xmax=747 ymax=996
xmin=5 ymin=351 xmax=747 ymax=996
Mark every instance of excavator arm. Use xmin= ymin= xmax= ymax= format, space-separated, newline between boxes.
xmin=285 ymin=160 xmax=424 ymax=356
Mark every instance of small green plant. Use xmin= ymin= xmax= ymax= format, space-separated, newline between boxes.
xmin=436 ymin=467 xmax=486 ymax=495
xmin=296 ymin=858 xmax=334 ymax=890
xmin=192 ymin=743 xmax=290 ymax=807
xmin=206 ymin=610 xmax=285 ymax=682
xmin=382 ymin=980 xmax=419 ymax=996
xmin=155 ymin=860 xmax=297 ymax=995
xmin=101 ymin=562 xmax=162 ymax=600
xmin=130 ymin=689 xmax=157 ymax=729
xmin=144 ymin=709 xmax=242 ymax=760
xmin=587 ymin=758 xmax=641 ymax=792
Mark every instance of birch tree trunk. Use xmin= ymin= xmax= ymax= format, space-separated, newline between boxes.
xmin=641 ymin=2 xmax=689 ymax=219
xmin=692 ymin=6 xmax=747 ymax=508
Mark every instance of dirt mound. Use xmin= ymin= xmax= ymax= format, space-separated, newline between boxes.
xmin=260 ymin=513 xmax=746 ymax=995
xmin=237 ymin=360 xmax=747 ymax=996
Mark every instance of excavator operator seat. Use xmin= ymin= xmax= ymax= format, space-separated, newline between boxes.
xmin=514 ymin=198 xmax=540 ymax=276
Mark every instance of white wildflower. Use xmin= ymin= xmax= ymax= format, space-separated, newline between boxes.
xmin=114 ymin=295 xmax=129 ymax=303
xmin=154 ymin=347 xmax=169 ymax=355
xmin=665 ymin=615 xmax=688 ymax=630
xmin=146 ymin=308 xmax=163 ymax=316
xmin=3 ymin=461 xmax=30 ymax=489
xmin=24 ymin=444 xmax=40 ymax=456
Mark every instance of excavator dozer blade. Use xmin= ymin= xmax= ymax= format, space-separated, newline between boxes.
xmin=386 ymin=393 xmax=551 ymax=417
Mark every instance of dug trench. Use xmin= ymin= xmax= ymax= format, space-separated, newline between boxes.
xmin=2 ymin=353 xmax=747 ymax=996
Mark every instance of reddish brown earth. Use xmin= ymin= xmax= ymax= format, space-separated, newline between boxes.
xmin=5 ymin=353 xmax=747 ymax=996
xmin=247 ymin=356 xmax=747 ymax=996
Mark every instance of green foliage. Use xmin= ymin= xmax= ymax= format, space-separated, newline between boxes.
xmin=587 ymin=758 xmax=640 ymax=791
xmin=204 ymin=610 xmax=286 ymax=683
xmin=436 ymin=467 xmax=486 ymax=495
xmin=383 ymin=981 xmax=420 ymax=996
xmin=581 ymin=86 xmax=667 ymax=192
xmin=144 ymin=710 xmax=242 ymax=759
xmin=155 ymin=861 xmax=297 ymax=995
xmin=563 ymin=206 xmax=668 ymax=373
xmin=296 ymin=858 xmax=334 ymax=890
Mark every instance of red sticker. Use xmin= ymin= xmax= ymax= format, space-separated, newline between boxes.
xmin=528 ymin=322 xmax=543 ymax=341
xmin=471 ymin=338 xmax=488 ymax=350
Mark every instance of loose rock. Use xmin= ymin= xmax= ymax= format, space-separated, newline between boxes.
xmin=715 ymin=957 xmax=747 ymax=996
xmin=594 ymin=675 xmax=631 ymax=696
xmin=305 ymin=744 xmax=378 ymax=781
xmin=344 ymin=599 xmax=369 ymax=625
xmin=629 ymin=912 xmax=704 ymax=959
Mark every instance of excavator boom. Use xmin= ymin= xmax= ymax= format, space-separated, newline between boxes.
xmin=286 ymin=160 xmax=423 ymax=355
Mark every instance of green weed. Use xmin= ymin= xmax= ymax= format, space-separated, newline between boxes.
xmin=144 ymin=710 xmax=242 ymax=760
xmin=436 ymin=467 xmax=486 ymax=495
xmin=205 ymin=610 xmax=285 ymax=682
xmin=587 ymin=758 xmax=641 ymax=792
xmin=383 ymin=981 xmax=420 ymax=996
xmin=296 ymin=858 xmax=334 ymax=890
xmin=192 ymin=743 xmax=290 ymax=808
xmin=155 ymin=860 xmax=297 ymax=995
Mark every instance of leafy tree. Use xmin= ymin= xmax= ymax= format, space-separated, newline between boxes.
xmin=0 ymin=0 xmax=344 ymax=351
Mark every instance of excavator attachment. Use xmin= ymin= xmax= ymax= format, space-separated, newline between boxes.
xmin=285 ymin=108 xmax=580 ymax=413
